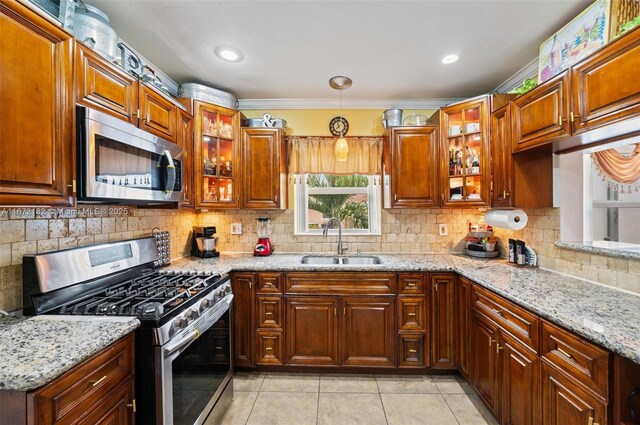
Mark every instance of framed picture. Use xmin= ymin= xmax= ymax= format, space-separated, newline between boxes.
xmin=538 ymin=0 xmax=611 ymax=83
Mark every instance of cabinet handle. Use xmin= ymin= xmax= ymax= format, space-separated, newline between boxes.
xmin=343 ymin=307 xmax=346 ymax=315
xmin=127 ymin=399 xmax=137 ymax=412
xmin=434 ymin=283 xmax=438 ymax=292
xmin=491 ymin=308 xmax=502 ymax=316
xmin=556 ymin=347 xmax=572 ymax=359
xmin=334 ymin=307 xmax=337 ymax=316
xmin=407 ymin=282 xmax=417 ymax=287
xmin=249 ymin=282 xmax=252 ymax=290
xmin=489 ymin=338 xmax=498 ymax=347
xmin=91 ymin=375 xmax=107 ymax=387
xmin=408 ymin=312 xmax=416 ymax=317
xmin=570 ymin=112 xmax=579 ymax=122
xmin=587 ymin=417 xmax=599 ymax=425
xmin=265 ymin=347 xmax=273 ymax=351
xmin=146 ymin=113 xmax=151 ymax=122
xmin=215 ymin=346 xmax=223 ymax=350
xmin=408 ymin=349 xmax=417 ymax=353
xmin=394 ymin=194 xmax=397 ymax=202
xmin=265 ymin=282 xmax=275 ymax=288
xmin=265 ymin=312 xmax=273 ymax=317
xmin=67 ymin=179 xmax=77 ymax=194
xmin=496 ymin=344 xmax=504 ymax=354
xmin=558 ymin=115 xmax=567 ymax=126
xmin=275 ymin=194 xmax=278 ymax=202
xmin=504 ymin=192 xmax=509 ymax=198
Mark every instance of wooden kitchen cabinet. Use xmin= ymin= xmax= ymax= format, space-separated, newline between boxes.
xmin=0 ymin=0 xmax=75 ymax=206
xmin=138 ymin=84 xmax=178 ymax=142
xmin=490 ymin=103 xmax=514 ymax=207
xmin=231 ymin=273 xmax=255 ymax=367
xmin=571 ymin=26 xmax=640 ymax=138
xmin=471 ymin=309 xmax=500 ymax=416
xmin=512 ymin=71 xmax=571 ymax=152
xmin=383 ymin=126 xmax=440 ymax=208
xmin=194 ymin=101 xmax=242 ymax=209
xmin=342 ymin=297 xmax=395 ymax=367
xmin=431 ymin=273 xmax=456 ymax=369
xmin=241 ymin=127 xmax=287 ymax=209
xmin=501 ymin=332 xmax=540 ymax=425
xmin=457 ymin=276 xmax=472 ymax=380
xmin=285 ymin=296 xmax=340 ymax=366
xmin=0 ymin=334 xmax=135 ymax=425
xmin=397 ymin=273 xmax=429 ymax=369
xmin=177 ymin=110 xmax=195 ymax=208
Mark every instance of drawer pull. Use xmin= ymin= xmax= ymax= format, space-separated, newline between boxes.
xmin=127 ymin=399 xmax=137 ymax=412
xmin=408 ymin=349 xmax=417 ymax=353
xmin=490 ymin=338 xmax=498 ymax=347
xmin=491 ymin=308 xmax=503 ymax=316
xmin=265 ymin=312 xmax=273 ymax=316
xmin=265 ymin=282 xmax=275 ymax=288
xmin=496 ymin=344 xmax=504 ymax=354
xmin=265 ymin=347 xmax=273 ymax=351
xmin=91 ymin=375 xmax=108 ymax=387
xmin=556 ymin=347 xmax=572 ymax=359
xmin=408 ymin=282 xmax=417 ymax=287
xmin=215 ymin=346 xmax=223 ymax=350
xmin=408 ymin=313 xmax=416 ymax=317
xmin=587 ymin=417 xmax=599 ymax=425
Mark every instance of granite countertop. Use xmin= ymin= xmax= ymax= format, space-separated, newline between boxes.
xmin=0 ymin=316 xmax=139 ymax=392
xmin=168 ymin=253 xmax=640 ymax=364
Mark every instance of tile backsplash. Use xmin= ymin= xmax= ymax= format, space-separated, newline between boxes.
xmin=1 ymin=205 xmax=638 ymax=312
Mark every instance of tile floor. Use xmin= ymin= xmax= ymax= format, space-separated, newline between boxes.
xmin=219 ymin=372 xmax=498 ymax=425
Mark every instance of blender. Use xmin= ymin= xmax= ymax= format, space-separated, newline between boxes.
xmin=254 ymin=217 xmax=274 ymax=256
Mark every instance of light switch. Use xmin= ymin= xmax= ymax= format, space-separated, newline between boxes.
xmin=230 ymin=223 xmax=243 ymax=235
xmin=438 ymin=224 xmax=448 ymax=236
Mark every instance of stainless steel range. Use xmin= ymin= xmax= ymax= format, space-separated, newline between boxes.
xmin=22 ymin=237 xmax=233 ymax=425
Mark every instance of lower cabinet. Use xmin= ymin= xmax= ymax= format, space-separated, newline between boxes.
xmin=342 ymin=297 xmax=395 ymax=367
xmin=231 ymin=273 xmax=255 ymax=367
xmin=471 ymin=309 xmax=500 ymax=416
xmin=457 ymin=276 xmax=472 ymax=379
xmin=431 ymin=273 xmax=456 ymax=368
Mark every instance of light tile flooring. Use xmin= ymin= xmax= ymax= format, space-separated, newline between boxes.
xmin=220 ymin=372 xmax=498 ymax=425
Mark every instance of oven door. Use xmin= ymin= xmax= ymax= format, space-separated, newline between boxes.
xmin=157 ymin=295 xmax=233 ymax=425
xmin=77 ymin=106 xmax=183 ymax=203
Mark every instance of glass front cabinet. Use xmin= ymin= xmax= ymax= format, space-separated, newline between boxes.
xmin=194 ymin=101 xmax=243 ymax=208
xmin=439 ymin=96 xmax=491 ymax=207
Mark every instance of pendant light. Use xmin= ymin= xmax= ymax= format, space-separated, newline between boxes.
xmin=329 ymin=76 xmax=352 ymax=162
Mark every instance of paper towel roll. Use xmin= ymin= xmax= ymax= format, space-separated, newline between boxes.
xmin=484 ymin=209 xmax=528 ymax=230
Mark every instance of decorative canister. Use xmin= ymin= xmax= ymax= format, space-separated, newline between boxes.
xmin=178 ymin=83 xmax=238 ymax=110
xmin=73 ymin=5 xmax=118 ymax=61
xmin=383 ymin=109 xmax=403 ymax=127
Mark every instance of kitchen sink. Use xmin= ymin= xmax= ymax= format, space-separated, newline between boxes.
xmin=300 ymin=255 xmax=383 ymax=265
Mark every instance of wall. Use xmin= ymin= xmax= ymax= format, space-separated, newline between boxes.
xmin=1 ymin=204 xmax=638 ymax=313
xmin=241 ymin=109 xmax=436 ymax=136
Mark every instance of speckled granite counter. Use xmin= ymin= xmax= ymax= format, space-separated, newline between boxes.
xmin=0 ymin=316 xmax=139 ymax=391
xmin=168 ymin=253 xmax=640 ymax=364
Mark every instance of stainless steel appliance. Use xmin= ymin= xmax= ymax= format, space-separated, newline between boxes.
xmin=191 ymin=226 xmax=220 ymax=258
xmin=77 ymin=106 xmax=184 ymax=204
xmin=22 ymin=237 xmax=233 ymax=425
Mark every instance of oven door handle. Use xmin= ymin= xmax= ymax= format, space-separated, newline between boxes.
xmin=164 ymin=329 xmax=198 ymax=357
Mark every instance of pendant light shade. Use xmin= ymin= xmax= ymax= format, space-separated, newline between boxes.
xmin=335 ymin=137 xmax=349 ymax=162
xmin=329 ymin=76 xmax=352 ymax=162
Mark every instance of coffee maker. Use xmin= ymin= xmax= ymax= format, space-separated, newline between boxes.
xmin=191 ymin=226 xmax=219 ymax=258
xmin=253 ymin=217 xmax=274 ymax=256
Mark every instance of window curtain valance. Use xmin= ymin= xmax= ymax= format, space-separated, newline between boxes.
xmin=591 ymin=143 xmax=640 ymax=192
xmin=287 ymin=136 xmax=382 ymax=175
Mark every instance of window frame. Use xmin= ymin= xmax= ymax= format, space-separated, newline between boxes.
xmin=293 ymin=173 xmax=382 ymax=236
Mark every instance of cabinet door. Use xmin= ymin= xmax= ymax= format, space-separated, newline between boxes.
xmin=177 ymin=110 xmax=194 ymax=208
xmin=512 ymin=71 xmax=571 ymax=152
xmin=342 ymin=297 xmax=395 ymax=367
xmin=241 ymin=128 xmax=285 ymax=209
xmin=431 ymin=274 xmax=456 ymax=368
xmin=541 ymin=362 xmax=607 ymax=425
xmin=471 ymin=311 xmax=500 ymax=416
xmin=457 ymin=277 xmax=472 ymax=380
xmin=231 ymin=273 xmax=255 ymax=367
xmin=285 ymin=296 xmax=339 ymax=366
xmin=76 ymin=42 xmax=139 ymax=124
xmin=0 ymin=1 xmax=74 ymax=206
xmin=256 ymin=296 xmax=282 ymax=329
xmin=571 ymin=27 xmax=640 ymax=136
xmin=501 ymin=333 xmax=540 ymax=425
xmin=77 ymin=380 xmax=134 ymax=425
xmin=398 ymin=334 xmax=425 ymax=368
xmin=397 ymin=297 xmax=426 ymax=332
xmin=138 ymin=84 xmax=178 ymax=142
xmin=490 ymin=103 xmax=513 ymax=207
xmin=385 ymin=126 xmax=439 ymax=207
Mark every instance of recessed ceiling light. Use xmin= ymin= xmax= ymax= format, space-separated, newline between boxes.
xmin=442 ymin=54 xmax=459 ymax=64
xmin=215 ymin=46 xmax=243 ymax=62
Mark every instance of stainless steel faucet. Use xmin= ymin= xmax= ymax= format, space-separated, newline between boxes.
xmin=323 ymin=217 xmax=346 ymax=255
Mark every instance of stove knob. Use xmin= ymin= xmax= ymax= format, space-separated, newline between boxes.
xmin=225 ymin=285 xmax=231 ymax=294
xmin=187 ymin=309 xmax=199 ymax=320
xmin=201 ymin=298 xmax=212 ymax=310
xmin=174 ymin=316 xmax=187 ymax=329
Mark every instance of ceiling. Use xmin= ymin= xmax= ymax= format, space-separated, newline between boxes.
xmin=88 ymin=0 xmax=591 ymax=104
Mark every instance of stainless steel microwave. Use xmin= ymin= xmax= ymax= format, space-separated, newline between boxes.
xmin=77 ymin=106 xmax=183 ymax=204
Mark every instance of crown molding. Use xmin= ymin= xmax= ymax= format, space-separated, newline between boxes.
xmin=237 ymin=98 xmax=463 ymax=110
xmin=494 ymin=57 xmax=539 ymax=94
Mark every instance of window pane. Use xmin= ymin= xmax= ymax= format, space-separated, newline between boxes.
xmin=308 ymin=193 xmax=369 ymax=230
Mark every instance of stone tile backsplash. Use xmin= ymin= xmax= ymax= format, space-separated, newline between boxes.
xmin=1 ymin=205 xmax=638 ymax=312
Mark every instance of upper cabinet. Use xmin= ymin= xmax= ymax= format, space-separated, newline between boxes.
xmin=438 ymin=96 xmax=491 ymax=207
xmin=0 ymin=0 xmax=75 ymax=206
xmin=76 ymin=41 xmax=183 ymax=144
xmin=194 ymin=101 xmax=242 ymax=209
xmin=512 ymin=27 xmax=640 ymax=153
xmin=490 ymin=103 xmax=513 ymax=208
xmin=383 ymin=126 xmax=439 ymax=208
xmin=177 ymin=110 xmax=195 ymax=208
xmin=241 ymin=128 xmax=287 ymax=209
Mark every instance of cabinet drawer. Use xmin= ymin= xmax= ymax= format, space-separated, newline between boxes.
xmin=33 ymin=334 xmax=134 ymax=425
xmin=541 ymin=320 xmax=610 ymax=400
xmin=256 ymin=296 xmax=282 ymax=329
xmin=397 ymin=297 xmax=426 ymax=331
xmin=285 ymin=272 xmax=395 ymax=295
xmin=398 ymin=335 xmax=425 ymax=368
xmin=398 ymin=273 xmax=426 ymax=295
xmin=257 ymin=273 xmax=283 ymax=294
xmin=472 ymin=285 xmax=539 ymax=352
xmin=256 ymin=331 xmax=283 ymax=365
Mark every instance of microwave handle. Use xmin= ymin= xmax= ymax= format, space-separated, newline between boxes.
xmin=160 ymin=150 xmax=176 ymax=195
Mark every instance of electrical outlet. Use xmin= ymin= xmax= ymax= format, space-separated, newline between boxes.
xmin=230 ymin=223 xmax=243 ymax=235
xmin=438 ymin=224 xmax=448 ymax=236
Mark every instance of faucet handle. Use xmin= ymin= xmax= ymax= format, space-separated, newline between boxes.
xmin=356 ymin=248 xmax=361 ymax=255
xmin=342 ymin=245 xmax=349 ymax=253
